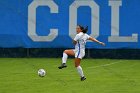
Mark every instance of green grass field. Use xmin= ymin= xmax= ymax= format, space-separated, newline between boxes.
xmin=0 ymin=58 xmax=140 ymax=93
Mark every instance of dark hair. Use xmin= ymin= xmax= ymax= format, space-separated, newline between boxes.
xmin=78 ymin=25 xmax=88 ymax=33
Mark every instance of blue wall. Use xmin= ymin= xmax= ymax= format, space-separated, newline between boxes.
xmin=0 ymin=0 xmax=140 ymax=48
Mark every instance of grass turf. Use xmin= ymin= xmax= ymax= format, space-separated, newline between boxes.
xmin=0 ymin=58 xmax=140 ymax=93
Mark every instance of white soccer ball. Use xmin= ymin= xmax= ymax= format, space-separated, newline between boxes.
xmin=38 ymin=69 xmax=46 ymax=77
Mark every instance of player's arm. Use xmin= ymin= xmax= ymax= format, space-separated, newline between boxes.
xmin=73 ymin=40 xmax=77 ymax=45
xmin=88 ymin=37 xmax=105 ymax=46
xmin=72 ymin=34 xmax=80 ymax=45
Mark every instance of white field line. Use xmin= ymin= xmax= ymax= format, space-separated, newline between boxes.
xmin=87 ymin=60 xmax=123 ymax=69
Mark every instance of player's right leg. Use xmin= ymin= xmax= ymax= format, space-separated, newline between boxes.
xmin=58 ymin=49 xmax=75 ymax=69
xmin=74 ymin=50 xmax=86 ymax=81
xmin=75 ymin=58 xmax=86 ymax=81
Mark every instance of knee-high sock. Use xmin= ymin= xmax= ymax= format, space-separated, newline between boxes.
xmin=62 ymin=53 xmax=68 ymax=64
xmin=77 ymin=66 xmax=84 ymax=77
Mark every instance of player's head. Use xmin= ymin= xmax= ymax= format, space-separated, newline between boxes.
xmin=76 ymin=25 xmax=88 ymax=34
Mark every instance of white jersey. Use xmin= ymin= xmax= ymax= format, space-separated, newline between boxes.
xmin=74 ymin=32 xmax=90 ymax=51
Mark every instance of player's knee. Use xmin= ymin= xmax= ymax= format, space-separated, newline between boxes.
xmin=64 ymin=50 xmax=67 ymax=53
xmin=64 ymin=50 xmax=70 ymax=55
xmin=75 ymin=62 xmax=80 ymax=67
xmin=75 ymin=64 xmax=80 ymax=67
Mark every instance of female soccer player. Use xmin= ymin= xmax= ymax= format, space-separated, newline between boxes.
xmin=58 ymin=25 xmax=105 ymax=81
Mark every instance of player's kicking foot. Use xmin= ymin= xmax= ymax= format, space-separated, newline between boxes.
xmin=58 ymin=63 xmax=67 ymax=69
xmin=81 ymin=76 xmax=86 ymax=81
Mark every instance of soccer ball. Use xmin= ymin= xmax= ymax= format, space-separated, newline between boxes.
xmin=38 ymin=69 xmax=46 ymax=77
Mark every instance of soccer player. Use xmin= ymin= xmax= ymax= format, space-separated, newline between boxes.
xmin=58 ymin=25 xmax=105 ymax=81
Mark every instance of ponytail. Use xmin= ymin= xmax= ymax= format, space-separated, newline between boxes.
xmin=82 ymin=26 xmax=88 ymax=33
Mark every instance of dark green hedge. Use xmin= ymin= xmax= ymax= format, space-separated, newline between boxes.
xmin=0 ymin=48 xmax=140 ymax=59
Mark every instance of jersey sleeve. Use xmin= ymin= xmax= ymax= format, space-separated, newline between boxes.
xmin=74 ymin=32 xmax=83 ymax=41
xmin=74 ymin=34 xmax=80 ymax=41
xmin=86 ymin=34 xmax=91 ymax=39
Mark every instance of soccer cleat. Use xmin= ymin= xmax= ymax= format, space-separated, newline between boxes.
xmin=58 ymin=63 xmax=67 ymax=69
xmin=81 ymin=76 xmax=86 ymax=81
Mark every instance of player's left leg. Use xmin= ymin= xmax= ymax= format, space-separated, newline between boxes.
xmin=75 ymin=58 xmax=86 ymax=81
xmin=58 ymin=49 xmax=75 ymax=69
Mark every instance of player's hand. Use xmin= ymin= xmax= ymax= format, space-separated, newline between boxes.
xmin=99 ymin=42 xmax=105 ymax=46
xmin=72 ymin=40 xmax=77 ymax=45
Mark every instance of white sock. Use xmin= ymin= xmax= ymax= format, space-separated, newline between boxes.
xmin=62 ymin=53 xmax=68 ymax=64
xmin=77 ymin=66 xmax=84 ymax=77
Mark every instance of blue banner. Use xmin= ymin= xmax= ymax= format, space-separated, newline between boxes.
xmin=0 ymin=0 xmax=139 ymax=48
